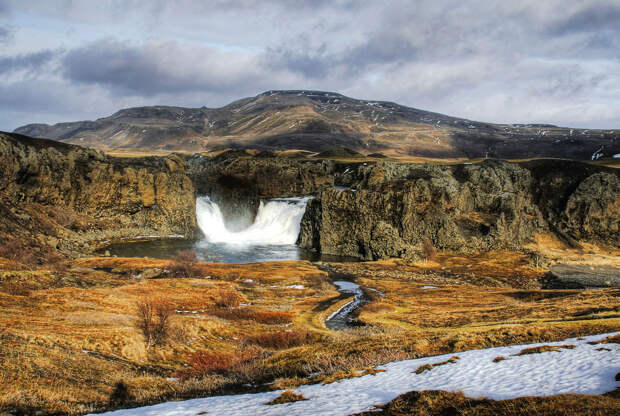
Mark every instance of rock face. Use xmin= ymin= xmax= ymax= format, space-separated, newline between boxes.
xmin=561 ymin=173 xmax=620 ymax=242
xmin=298 ymin=159 xmax=620 ymax=260
xmin=0 ymin=132 xmax=198 ymax=256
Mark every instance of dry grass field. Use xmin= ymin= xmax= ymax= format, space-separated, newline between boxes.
xmin=0 ymin=249 xmax=618 ymax=414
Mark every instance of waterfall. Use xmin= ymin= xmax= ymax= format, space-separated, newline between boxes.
xmin=196 ymin=196 xmax=310 ymax=246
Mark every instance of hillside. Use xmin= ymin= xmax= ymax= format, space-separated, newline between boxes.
xmin=14 ymin=90 xmax=620 ymax=160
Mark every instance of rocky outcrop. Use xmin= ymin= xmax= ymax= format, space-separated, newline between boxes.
xmin=298 ymin=159 xmax=619 ymax=260
xmin=0 ymin=132 xmax=198 ymax=257
xmin=561 ymin=173 xmax=620 ymax=243
xmin=544 ymin=264 xmax=620 ymax=288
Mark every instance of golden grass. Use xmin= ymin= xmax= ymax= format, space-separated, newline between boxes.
xmin=265 ymin=390 xmax=308 ymax=405
xmin=413 ymin=356 xmax=460 ymax=374
xmin=1 ymin=253 xmax=618 ymax=414
xmin=588 ymin=334 xmax=620 ymax=345
xmin=513 ymin=344 xmax=575 ymax=356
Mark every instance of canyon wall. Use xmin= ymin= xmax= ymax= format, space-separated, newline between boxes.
xmin=1 ymin=131 xmax=617 ymax=261
xmin=297 ymin=160 xmax=619 ymax=260
xmin=0 ymin=133 xmax=198 ymax=257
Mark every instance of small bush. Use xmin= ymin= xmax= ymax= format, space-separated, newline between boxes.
xmin=135 ymin=297 xmax=175 ymax=348
xmin=169 ymin=250 xmax=201 ymax=278
xmin=493 ymin=356 xmax=507 ymax=363
xmin=209 ymin=308 xmax=295 ymax=324
xmin=184 ymin=351 xmax=236 ymax=375
xmin=246 ymin=330 xmax=316 ymax=349
xmin=179 ymin=346 xmax=267 ymax=380
xmin=108 ymin=381 xmax=131 ymax=406
xmin=421 ymin=238 xmax=437 ymax=262
xmin=0 ymin=239 xmax=37 ymax=268
xmin=251 ymin=310 xmax=295 ymax=324
xmin=215 ymin=289 xmax=246 ymax=309
xmin=265 ymin=390 xmax=308 ymax=405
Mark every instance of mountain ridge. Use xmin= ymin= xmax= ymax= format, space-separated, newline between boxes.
xmin=14 ymin=90 xmax=620 ymax=160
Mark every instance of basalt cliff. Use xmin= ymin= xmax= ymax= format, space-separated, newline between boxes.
xmin=297 ymin=159 xmax=619 ymax=260
xmin=0 ymin=132 xmax=197 ymax=259
xmin=1 ymin=132 xmax=618 ymax=262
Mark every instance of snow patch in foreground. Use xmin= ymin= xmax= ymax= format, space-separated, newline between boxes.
xmin=92 ymin=332 xmax=619 ymax=416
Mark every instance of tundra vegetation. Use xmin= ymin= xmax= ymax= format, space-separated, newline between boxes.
xmin=0 ymin=245 xmax=618 ymax=415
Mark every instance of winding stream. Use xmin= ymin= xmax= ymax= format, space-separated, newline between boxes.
xmin=325 ymin=280 xmax=371 ymax=330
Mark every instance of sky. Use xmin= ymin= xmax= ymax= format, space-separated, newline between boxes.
xmin=1 ymin=0 xmax=620 ymax=131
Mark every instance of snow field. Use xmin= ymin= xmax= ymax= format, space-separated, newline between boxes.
xmin=94 ymin=332 xmax=619 ymax=416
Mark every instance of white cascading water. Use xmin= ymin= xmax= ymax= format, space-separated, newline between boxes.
xmin=196 ymin=196 xmax=310 ymax=246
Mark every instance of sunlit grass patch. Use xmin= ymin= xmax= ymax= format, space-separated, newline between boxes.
xmin=265 ymin=390 xmax=308 ymax=405
xmin=513 ymin=344 xmax=575 ymax=356
xmin=413 ymin=356 xmax=460 ymax=374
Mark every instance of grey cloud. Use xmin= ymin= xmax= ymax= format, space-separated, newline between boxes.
xmin=0 ymin=26 xmax=11 ymax=42
xmin=343 ymin=33 xmax=420 ymax=74
xmin=61 ymin=40 xmax=249 ymax=96
xmin=0 ymin=0 xmax=9 ymax=14
xmin=549 ymin=3 xmax=620 ymax=35
xmin=59 ymin=39 xmax=304 ymax=100
xmin=0 ymin=50 xmax=55 ymax=73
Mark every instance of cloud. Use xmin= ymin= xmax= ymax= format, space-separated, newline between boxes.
xmin=1 ymin=0 xmax=619 ymax=131
xmin=0 ymin=50 xmax=55 ymax=74
xmin=61 ymin=39 xmax=272 ymax=96
xmin=548 ymin=2 xmax=620 ymax=35
xmin=0 ymin=25 xmax=11 ymax=42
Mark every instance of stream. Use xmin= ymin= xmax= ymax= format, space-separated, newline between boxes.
xmin=325 ymin=280 xmax=372 ymax=330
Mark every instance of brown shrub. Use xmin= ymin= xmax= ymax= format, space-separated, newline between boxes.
xmin=246 ymin=330 xmax=317 ymax=349
xmin=209 ymin=307 xmax=294 ymax=324
xmin=215 ymin=289 xmax=246 ymax=309
xmin=251 ymin=310 xmax=295 ymax=324
xmin=179 ymin=346 xmax=267 ymax=380
xmin=265 ymin=390 xmax=308 ymax=405
xmin=421 ymin=238 xmax=437 ymax=262
xmin=168 ymin=250 xmax=201 ymax=278
xmin=0 ymin=239 xmax=37 ymax=268
xmin=493 ymin=356 xmax=507 ymax=363
xmin=135 ymin=297 xmax=175 ymax=348
xmin=108 ymin=381 xmax=132 ymax=406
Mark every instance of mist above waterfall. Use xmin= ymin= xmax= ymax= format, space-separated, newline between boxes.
xmin=196 ymin=196 xmax=310 ymax=247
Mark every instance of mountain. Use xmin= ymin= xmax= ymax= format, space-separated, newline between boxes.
xmin=14 ymin=90 xmax=620 ymax=160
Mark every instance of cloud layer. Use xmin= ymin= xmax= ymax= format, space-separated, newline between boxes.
xmin=1 ymin=0 xmax=619 ymax=130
